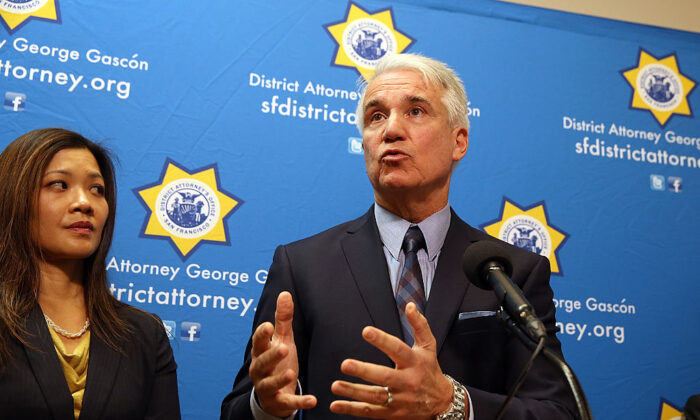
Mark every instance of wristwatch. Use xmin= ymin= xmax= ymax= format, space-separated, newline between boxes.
xmin=435 ymin=374 xmax=467 ymax=420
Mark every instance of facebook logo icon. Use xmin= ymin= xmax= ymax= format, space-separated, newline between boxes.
xmin=667 ymin=177 xmax=683 ymax=193
xmin=4 ymin=92 xmax=26 ymax=112
xmin=162 ymin=320 xmax=176 ymax=340
xmin=180 ymin=322 xmax=201 ymax=342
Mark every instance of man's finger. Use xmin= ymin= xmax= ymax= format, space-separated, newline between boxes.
xmin=257 ymin=390 xmax=318 ymax=418
xmin=274 ymin=291 xmax=294 ymax=339
xmin=331 ymin=380 xmax=392 ymax=406
xmin=340 ymin=359 xmax=398 ymax=388
xmin=361 ymin=325 xmax=414 ymax=366
xmin=249 ymin=343 xmax=289 ymax=381
xmin=329 ymin=400 xmax=390 ymax=418
xmin=274 ymin=393 xmax=318 ymax=411
xmin=405 ymin=302 xmax=436 ymax=350
xmin=254 ymin=368 xmax=296 ymax=396
xmin=251 ymin=322 xmax=274 ymax=358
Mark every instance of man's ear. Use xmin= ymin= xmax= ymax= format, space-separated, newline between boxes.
xmin=452 ymin=126 xmax=468 ymax=161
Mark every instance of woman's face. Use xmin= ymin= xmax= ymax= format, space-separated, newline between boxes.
xmin=36 ymin=148 xmax=109 ymax=263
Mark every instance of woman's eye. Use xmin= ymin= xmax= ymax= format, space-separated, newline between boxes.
xmin=91 ymin=185 xmax=105 ymax=195
xmin=47 ymin=180 xmax=67 ymax=190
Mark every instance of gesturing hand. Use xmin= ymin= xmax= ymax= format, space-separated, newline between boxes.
xmin=329 ymin=302 xmax=459 ymax=419
xmin=249 ymin=291 xmax=317 ymax=417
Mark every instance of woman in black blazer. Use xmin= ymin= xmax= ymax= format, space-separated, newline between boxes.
xmin=0 ymin=128 xmax=180 ymax=419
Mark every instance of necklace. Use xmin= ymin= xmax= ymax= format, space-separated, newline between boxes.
xmin=44 ymin=314 xmax=90 ymax=338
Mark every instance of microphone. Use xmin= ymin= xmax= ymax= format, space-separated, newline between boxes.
xmin=462 ymin=241 xmax=546 ymax=341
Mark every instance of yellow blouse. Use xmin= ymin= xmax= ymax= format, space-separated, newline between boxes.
xmin=48 ymin=327 xmax=90 ymax=420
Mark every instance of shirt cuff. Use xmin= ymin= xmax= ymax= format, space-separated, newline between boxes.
xmin=466 ymin=388 xmax=474 ymax=420
xmin=249 ymin=382 xmax=301 ymax=420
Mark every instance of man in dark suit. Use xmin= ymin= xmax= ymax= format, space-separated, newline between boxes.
xmin=221 ymin=53 xmax=576 ymax=419
xmin=686 ymin=394 xmax=700 ymax=420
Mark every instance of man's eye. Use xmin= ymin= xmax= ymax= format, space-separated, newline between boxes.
xmin=410 ymin=107 xmax=424 ymax=116
xmin=370 ymin=113 xmax=384 ymax=122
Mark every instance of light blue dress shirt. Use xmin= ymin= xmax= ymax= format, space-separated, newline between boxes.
xmin=374 ymin=203 xmax=451 ymax=299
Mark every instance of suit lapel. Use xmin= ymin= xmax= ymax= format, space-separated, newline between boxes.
xmin=341 ymin=207 xmax=403 ymax=340
xmin=80 ymin=328 xmax=122 ymax=419
xmin=22 ymin=306 xmax=74 ymax=420
xmin=425 ymin=210 xmax=483 ymax=355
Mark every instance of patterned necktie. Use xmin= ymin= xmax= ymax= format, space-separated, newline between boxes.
xmin=395 ymin=226 xmax=426 ymax=346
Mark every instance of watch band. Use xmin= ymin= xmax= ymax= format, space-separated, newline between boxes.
xmin=435 ymin=374 xmax=467 ymax=420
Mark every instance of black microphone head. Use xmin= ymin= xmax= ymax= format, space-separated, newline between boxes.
xmin=462 ymin=240 xmax=514 ymax=290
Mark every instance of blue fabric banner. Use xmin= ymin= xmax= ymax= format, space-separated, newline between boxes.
xmin=2 ymin=1 xmax=698 ymax=418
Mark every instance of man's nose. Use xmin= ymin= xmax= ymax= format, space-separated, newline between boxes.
xmin=383 ymin=113 xmax=406 ymax=142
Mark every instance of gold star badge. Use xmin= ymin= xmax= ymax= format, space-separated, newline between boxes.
xmin=324 ymin=2 xmax=413 ymax=80
xmin=657 ymin=398 xmax=683 ymax=420
xmin=480 ymin=198 xmax=568 ymax=275
xmin=134 ymin=159 xmax=243 ymax=260
xmin=0 ymin=0 xmax=59 ymax=34
xmin=621 ymin=49 xmax=696 ymax=127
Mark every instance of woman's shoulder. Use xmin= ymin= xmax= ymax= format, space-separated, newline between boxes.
xmin=115 ymin=304 xmax=167 ymax=340
xmin=112 ymin=304 xmax=177 ymax=373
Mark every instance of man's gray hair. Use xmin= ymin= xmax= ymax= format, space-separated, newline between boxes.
xmin=355 ymin=53 xmax=469 ymax=133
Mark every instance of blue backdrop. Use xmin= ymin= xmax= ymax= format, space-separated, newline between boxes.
xmin=2 ymin=1 xmax=699 ymax=418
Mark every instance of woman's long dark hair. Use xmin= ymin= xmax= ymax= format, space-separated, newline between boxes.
xmin=0 ymin=128 xmax=129 ymax=365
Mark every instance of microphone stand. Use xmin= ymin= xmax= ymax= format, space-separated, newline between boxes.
xmin=495 ymin=309 xmax=594 ymax=420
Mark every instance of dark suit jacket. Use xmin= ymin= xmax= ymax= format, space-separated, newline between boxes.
xmin=221 ymin=207 xmax=577 ymax=419
xmin=0 ymin=304 xmax=180 ymax=420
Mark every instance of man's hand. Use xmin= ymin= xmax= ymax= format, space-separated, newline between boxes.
xmin=249 ymin=291 xmax=317 ymax=417
xmin=329 ymin=302 xmax=461 ymax=419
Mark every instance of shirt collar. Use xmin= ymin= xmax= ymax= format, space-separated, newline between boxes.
xmin=374 ymin=203 xmax=451 ymax=261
